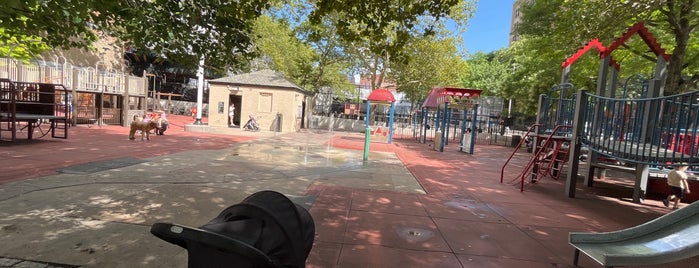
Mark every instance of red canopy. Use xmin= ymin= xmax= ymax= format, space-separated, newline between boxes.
xmin=421 ymin=87 xmax=482 ymax=108
xmin=367 ymin=88 xmax=395 ymax=102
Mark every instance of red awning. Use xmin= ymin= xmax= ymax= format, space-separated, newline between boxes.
xmin=421 ymin=88 xmax=440 ymax=108
xmin=367 ymin=88 xmax=395 ymax=103
xmin=421 ymin=87 xmax=482 ymax=108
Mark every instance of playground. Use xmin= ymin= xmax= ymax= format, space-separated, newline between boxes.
xmin=2 ymin=20 xmax=699 ymax=267
xmin=0 ymin=114 xmax=698 ymax=268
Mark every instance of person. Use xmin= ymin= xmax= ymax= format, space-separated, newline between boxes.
xmin=142 ymin=112 xmax=152 ymax=123
xmin=663 ymin=164 xmax=691 ymax=210
xmin=229 ymin=103 xmax=236 ymax=126
xmin=191 ymin=106 xmax=197 ymax=120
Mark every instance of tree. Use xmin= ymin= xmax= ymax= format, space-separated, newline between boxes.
xmin=117 ymin=0 xmax=270 ymax=71
xmin=2 ymin=0 xmax=475 ymax=76
xmin=0 ymin=28 xmax=48 ymax=61
xmin=0 ymin=0 xmax=270 ymax=71
xmin=390 ymin=35 xmax=468 ymax=109
xmin=461 ymin=51 xmax=513 ymax=97
xmin=517 ymin=0 xmax=699 ymax=95
xmin=309 ymin=0 xmax=476 ymax=91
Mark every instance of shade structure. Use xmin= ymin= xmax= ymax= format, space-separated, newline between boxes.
xmin=421 ymin=87 xmax=482 ymax=109
xmin=367 ymin=88 xmax=396 ymax=103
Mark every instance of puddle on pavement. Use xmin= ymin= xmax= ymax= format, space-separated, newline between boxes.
xmin=230 ymin=142 xmax=365 ymax=168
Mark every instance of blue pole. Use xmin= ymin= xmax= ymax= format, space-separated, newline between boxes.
xmin=445 ymin=108 xmax=452 ymax=145
xmin=440 ymin=103 xmax=448 ymax=152
xmin=388 ymin=102 xmax=395 ymax=144
xmin=422 ymin=107 xmax=427 ymax=144
xmin=460 ymin=109 xmax=467 ymax=151
xmin=469 ymin=104 xmax=479 ymax=154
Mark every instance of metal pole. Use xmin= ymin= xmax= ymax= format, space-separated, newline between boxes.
xmin=194 ymin=56 xmax=205 ymax=125
xmin=388 ymin=101 xmax=395 ymax=144
xmin=363 ymin=127 xmax=371 ymax=161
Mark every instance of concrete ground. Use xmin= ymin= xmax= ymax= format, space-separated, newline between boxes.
xmin=0 ymin=115 xmax=698 ymax=268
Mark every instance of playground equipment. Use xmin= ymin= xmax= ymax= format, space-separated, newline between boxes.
xmin=570 ymin=200 xmax=699 ymax=267
xmin=0 ymin=57 xmax=148 ymax=127
xmin=564 ymin=21 xmax=686 ymax=202
xmin=0 ymin=79 xmax=70 ymax=142
xmin=500 ymin=84 xmax=575 ymax=191
xmin=365 ymin=88 xmax=396 ymax=143
xmin=502 ymin=22 xmax=699 ymax=201
xmin=417 ymin=87 xmax=482 ymax=152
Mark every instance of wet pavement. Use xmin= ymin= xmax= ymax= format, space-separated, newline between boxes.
xmin=1 ymin=115 xmax=698 ymax=267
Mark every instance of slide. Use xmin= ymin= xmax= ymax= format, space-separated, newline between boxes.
xmin=569 ymin=201 xmax=699 ymax=267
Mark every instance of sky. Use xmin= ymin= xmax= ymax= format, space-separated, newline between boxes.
xmin=461 ymin=0 xmax=516 ymax=54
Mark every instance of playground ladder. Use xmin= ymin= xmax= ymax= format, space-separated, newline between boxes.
xmin=500 ymin=124 xmax=540 ymax=185
xmin=525 ymin=125 xmax=572 ymax=189
xmin=529 ymin=129 xmax=571 ymax=182
xmin=500 ymin=124 xmax=571 ymax=192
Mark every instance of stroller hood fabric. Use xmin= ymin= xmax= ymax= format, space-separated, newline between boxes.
xmin=151 ymin=190 xmax=315 ymax=268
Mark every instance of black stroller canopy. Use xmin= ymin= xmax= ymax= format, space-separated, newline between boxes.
xmin=151 ymin=190 xmax=315 ymax=268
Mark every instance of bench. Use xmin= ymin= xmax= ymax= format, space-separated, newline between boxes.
xmin=570 ymin=200 xmax=699 ymax=267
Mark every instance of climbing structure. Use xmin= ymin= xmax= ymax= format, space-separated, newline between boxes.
xmin=565 ymin=21 xmax=681 ymax=202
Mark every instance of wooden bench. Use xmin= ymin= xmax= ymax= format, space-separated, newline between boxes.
xmin=570 ymin=200 xmax=699 ymax=267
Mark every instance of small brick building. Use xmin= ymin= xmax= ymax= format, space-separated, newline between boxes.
xmin=207 ymin=70 xmax=310 ymax=132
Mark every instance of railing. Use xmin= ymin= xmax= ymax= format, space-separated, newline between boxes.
xmin=0 ymin=57 xmax=146 ymax=96
xmin=577 ymin=90 xmax=699 ymax=165
xmin=538 ymin=84 xmax=576 ymax=136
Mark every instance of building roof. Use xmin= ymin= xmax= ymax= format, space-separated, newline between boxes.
xmin=208 ymin=69 xmax=308 ymax=93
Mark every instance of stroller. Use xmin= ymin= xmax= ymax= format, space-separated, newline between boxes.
xmin=151 ymin=190 xmax=315 ymax=268
xmin=154 ymin=117 xmax=168 ymax=135
xmin=243 ymin=114 xmax=260 ymax=131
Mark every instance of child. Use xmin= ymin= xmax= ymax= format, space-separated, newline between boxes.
xmin=663 ymin=164 xmax=691 ymax=210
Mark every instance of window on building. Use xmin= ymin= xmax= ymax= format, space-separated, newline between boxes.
xmin=259 ymin=92 xmax=272 ymax=112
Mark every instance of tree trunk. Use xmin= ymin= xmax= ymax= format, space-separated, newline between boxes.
xmin=662 ymin=0 xmax=695 ymax=95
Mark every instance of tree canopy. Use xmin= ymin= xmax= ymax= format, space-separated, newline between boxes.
xmin=517 ymin=0 xmax=699 ymax=95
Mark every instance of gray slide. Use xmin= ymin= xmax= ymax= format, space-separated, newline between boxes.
xmin=570 ymin=201 xmax=699 ymax=267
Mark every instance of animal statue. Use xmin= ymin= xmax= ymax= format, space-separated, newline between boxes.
xmin=129 ymin=115 xmax=158 ymax=141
